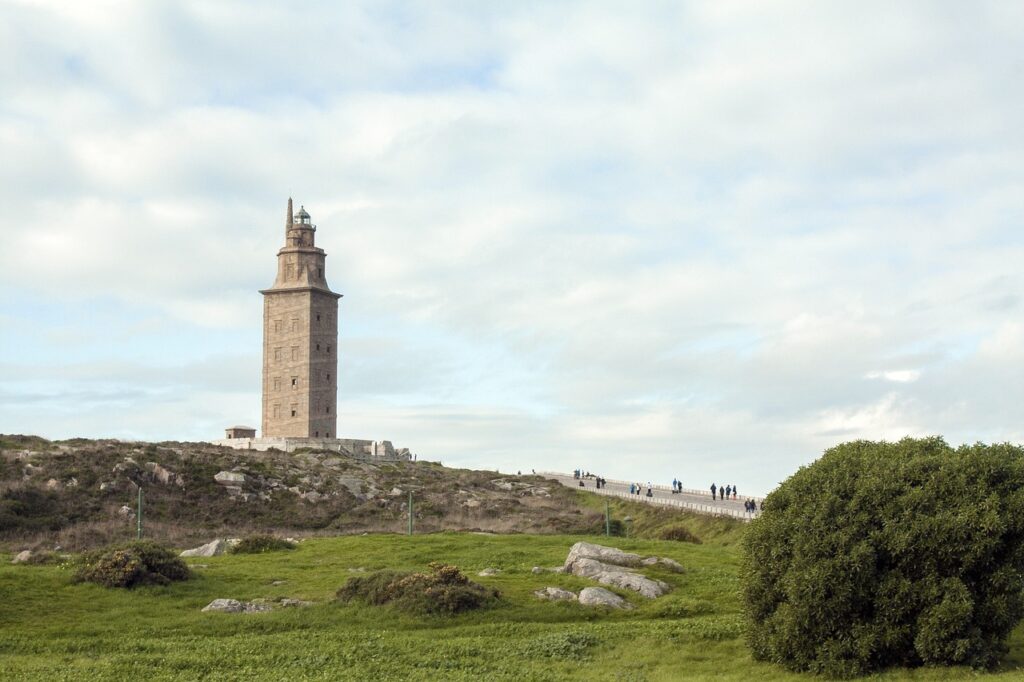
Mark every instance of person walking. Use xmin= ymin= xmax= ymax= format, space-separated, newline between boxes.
xmin=732 ymin=485 xmax=738 ymax=500
xmin=672 ymin=477 xmax=677 ymax=493
xmin=711 ymin=483 xmax=717 ymax=500
xmin=724 ymin=484 xmax=731 ymax=501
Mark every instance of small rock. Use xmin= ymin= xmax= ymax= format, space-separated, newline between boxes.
xmin=118 ymin=505 xmax=135 ymax=519
xmin=478 ymin=568 xmax=501 ymax=577
xmin=202 ymin=598 xmax=244 ymax=613
xmin=280 ymin=598 xmax=313 ymax=608
xmin=531 ymin=566 xmax=545 ymax=575
xmin=12 ymin=550 xmax=32 ymax=564
xmin=641 ymin=556 xmax=659 ymax=566
xmin=389 ymin=487 xmax=403 ymax=497
xmin=271 ymin=580 xmax=287 ymax=586
xmin=463 ymin=499 xmax=481 ymax=508
xmin=657 ymin=557 xmax=684 ymax=573
xmin=180 ymin=539 xmax=227 ymax=558
xmin=534 ymin=587 xmax=577 ymax=601
xmin=99 ymin=482 xmax=113 ymax=492
xmin=578 ymin=587 xmax=633 ymax=609
xmin=45 ymin=478 xmax=60 ymax=491
xmin=214 ymin=471 xmax=247 ymax=486
xmin=201 ymin=599 xmax=272 ymax=613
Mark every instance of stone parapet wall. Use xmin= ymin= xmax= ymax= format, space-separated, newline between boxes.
xmin=209 ymin=437 xmax=412 ymax=461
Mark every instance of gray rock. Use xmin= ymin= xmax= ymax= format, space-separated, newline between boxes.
xmin=534 ymin=587 xmax=577 ymax=601
xmin=280 ymin=598 xmax=313 ymax=608
xmin=180 ymin=539 xmax=227 ymax=558
xmin=202 ymin=598 xmax=272 ymax=614
xmin=564 ymin=542 xmax=643 ymax=570
xmin=641 ymin=556 xmax=659 ymax=566
xmin=578 ymin=587 xmax=632 ymax=609
xmin=202 ymin=598 xmax=244 ymax=613
xmin=214 ymin=471 xmax=247 ymax=486
xmin=531 ymin=566 xmax=545 ymax=574
xmin=565 ymin=556 xmax=670 ymax=599
xmin=477 ymin=568 xmax=501 ymax=577
xmin=12 ymin=550 xmax=32 ymax=564
xmin=389 ymin=487 xmax=404 ymax=497
xmin=271 ymin=580 xmax=287 ymax=586
xmin=657 ymin=557 xmax=684 ymax=573
xmin=117 ymin=505 xmax=135 ymax=519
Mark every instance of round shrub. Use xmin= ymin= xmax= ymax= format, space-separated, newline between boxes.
xmin=743 ymin=438 xmax=1024 ymax=677
xmin=75 ymin=540 xmax=190 ymax=588
xmin=230 ymin=535 xmax=297 ymax=554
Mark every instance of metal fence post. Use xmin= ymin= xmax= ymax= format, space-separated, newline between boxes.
xmin=136 ymin=487 xmax=143 ymax=540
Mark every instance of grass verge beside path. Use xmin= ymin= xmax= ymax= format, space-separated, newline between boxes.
xmin=1 ymin=533 xmax=1023 ymax=680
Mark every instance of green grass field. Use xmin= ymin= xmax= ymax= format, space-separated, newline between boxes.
xmin=2 ymin=532 xmax=1023 ymax=680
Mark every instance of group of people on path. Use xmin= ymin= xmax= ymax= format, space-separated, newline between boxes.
xmin=710 ymin=483 xmax=738 ymax=501
xmin=573 ymin=470 xmax=607 ymax=489
xmin=629 ymin=482 xmax=654 ymax=497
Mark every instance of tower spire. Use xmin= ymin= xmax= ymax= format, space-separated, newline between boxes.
xmin=286 ymin=197 xmax=293 ymax=232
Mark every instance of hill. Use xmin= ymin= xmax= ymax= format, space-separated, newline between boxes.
xmin=0 ymin=435 xmax=743 ymax=551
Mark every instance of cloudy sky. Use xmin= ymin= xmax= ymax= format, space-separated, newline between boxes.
xmin=1 ymin=1 xmax=1022 ymax=493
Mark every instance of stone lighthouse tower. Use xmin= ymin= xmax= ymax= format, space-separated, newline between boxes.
xmin=259 ymin=199 xmax=342 ymax=438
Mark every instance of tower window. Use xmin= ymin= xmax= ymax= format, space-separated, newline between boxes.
xmin=316 ymin=314 xmax=321 ymax=322
xmin=327 ymin=374 xmax=330 ymax=381
xmin=291 ymin=377 xmax=298 ymax=388
xmin=318 ymin=268 xmax=322 ymax=278
xmin=290 ymin=318 xmax=298 ymax=332
xmin=316 ymin=343 xmax=320 ymax=351
xmin=326 ymin=406 xmax=330 ymax=414
xmin=274 ymin=348 xmax=282 ymax=361
xmin=273 ymin=377 xmax=281 ymax=391
xmin=274 ymin=320 xmax=282 ymax=333
xmin=326 ymin=431 xmax=330 ymax=437
xmin=315 ymin=431 xmax=319 ymax=437
xmin=291 ymin=346 xmax=299 ymax=361
xmin=272 ymin=404 xmax=280 ymax=418
xmin=327 ymin=346 xmax=331 ymax=354
xmin=290 ymin=404 xmax=297 ymax=417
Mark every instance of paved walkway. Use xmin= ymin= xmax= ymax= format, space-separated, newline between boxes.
xmin=539 ymin=472 xmax=762 ymax=521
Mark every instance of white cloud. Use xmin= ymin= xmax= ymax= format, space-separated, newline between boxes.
xmin=0 ymin=1 xmax=1022 ymax=493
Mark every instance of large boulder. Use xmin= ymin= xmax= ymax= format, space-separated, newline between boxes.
xmin=578 ymin=587 xmax=632 ymax=609
xmin=564 ymin=542 xmax=643 ymax=569
xmin=180 ymin=539 xmax=228 ymax=558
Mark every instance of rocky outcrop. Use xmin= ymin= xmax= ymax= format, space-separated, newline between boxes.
xmin=564 ymin=541 xmax=644 ymax=569
xmin=578 ymin=587 xmax=632 ymax=609
xmin=477 ymin=568 xmax=501 ymax=577
xmin=11 ymin=550 xmax=33 ymax=564
xmin=534 ymin=586 xmax=577 ymax=601
xmin=562 ymin=542 xmax=673 ymax=598
xmin=180 ymin=539 xmax=228 ymax=557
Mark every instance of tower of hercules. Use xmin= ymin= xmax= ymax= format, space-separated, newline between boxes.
xmin=260 ymin=199 xmax=342 ymax=438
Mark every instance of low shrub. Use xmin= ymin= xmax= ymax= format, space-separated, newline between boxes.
xmin=337 ymin=562 xmax=498 ymax=615
xmin=230 ymin=535 xmax=297 ymax=554
xmin=658 ymin=525 xmax=702 ymax=544
xmin=74 ymin=540 xmax=190 ymax=588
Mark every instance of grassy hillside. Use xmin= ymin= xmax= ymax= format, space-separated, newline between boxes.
xmin=2 ymin=533 xmax=1023 ymax=680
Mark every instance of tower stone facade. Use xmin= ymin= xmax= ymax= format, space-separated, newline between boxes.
xmin=260 ymin=199 xmax=342 ymax=438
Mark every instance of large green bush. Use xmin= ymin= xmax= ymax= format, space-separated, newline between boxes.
xmin=743 ymin=438 xmax=1024 ymax=677
xmin=74 ymin=541 xmax=191 ymax=588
